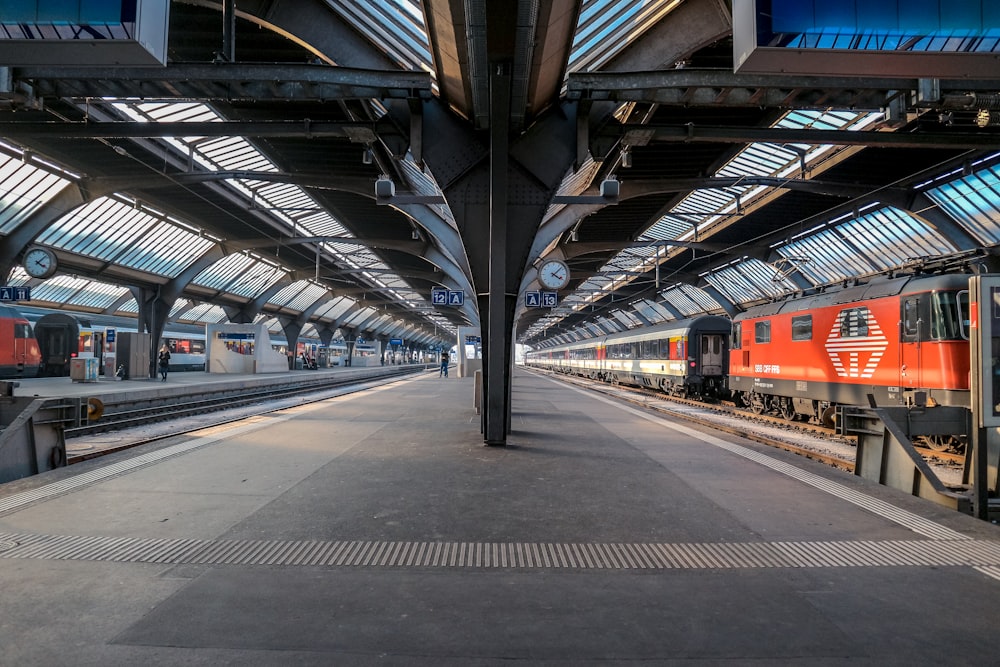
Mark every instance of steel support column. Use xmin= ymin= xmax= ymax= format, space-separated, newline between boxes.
xmin=484 ymin=61 xmax=512 ymax=445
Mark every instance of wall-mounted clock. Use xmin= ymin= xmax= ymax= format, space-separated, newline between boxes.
xmin=537 ymin=258 xmax=570 ymax=291
xmin=23 ymin=246 xmax=57 ymax=279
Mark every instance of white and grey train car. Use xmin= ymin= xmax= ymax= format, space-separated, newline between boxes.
xmin=525 ymin=315 xmax=731 ymax=398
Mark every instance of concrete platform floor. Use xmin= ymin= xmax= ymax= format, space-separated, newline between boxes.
xmin=0 ymin=368 xmax=997 ymax=665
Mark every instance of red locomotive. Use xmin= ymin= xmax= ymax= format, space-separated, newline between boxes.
xmin=0 ymin=304 xmax=42 ymax=378
xmin=729 ymin=272 xmax=971 ymax=427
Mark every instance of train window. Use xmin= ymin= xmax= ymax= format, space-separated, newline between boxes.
xmin=732 ymin=322 xmax=741 ymax=350
xmin=930 ymin=290 xmax=969 ymax=340
xmin=902 ymin=299 xmax=919 ymax=339
xmin=791 ymin=315 xmax=812 ymax=341
xmin=14 ymin=322 xmax=31 ymax=339
xmin=841 ymin=308 xmax=869 ymax=337
xmin=754 ymin=320 xmax=771 ymax=343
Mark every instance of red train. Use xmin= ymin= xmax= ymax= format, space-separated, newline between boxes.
xmin=730 ymin=272 xmax=970 ymax=427
xmin=0 ymin=304 xmax=42 ymax=378
xmin=526 ymin=272 xmax=974 ymax=442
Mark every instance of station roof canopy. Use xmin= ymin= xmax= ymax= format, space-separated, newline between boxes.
xmin=0 ymin=0 xmax=999 ymax=349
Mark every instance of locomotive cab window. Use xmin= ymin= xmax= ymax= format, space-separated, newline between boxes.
xmin=754 ymin=320 xmax=771 ymax=343
xmin=929 ymin=290 xmax=970 ymax=340
xmin=732 ymin=322 xmax=741 ymax=350
xmin=791 ymin=315 xmax=812 ymax=341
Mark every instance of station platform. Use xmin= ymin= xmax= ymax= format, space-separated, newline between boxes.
xmin=5 ymin=363 xmax=405 ymax=400
xmin=0 ymin=368 xmax=997 ymax=665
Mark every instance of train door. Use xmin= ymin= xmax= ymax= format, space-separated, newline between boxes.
xmin=900 ymin=296 xmax=922 ymax=389
xmin=700 ymin=333 xmax=725 ymax=375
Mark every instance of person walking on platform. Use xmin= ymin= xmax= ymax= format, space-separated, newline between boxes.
xmin=439 ymin=351 xmax=449 ymax=377
xmin=157 ymin=344 xmax=171 ymax=382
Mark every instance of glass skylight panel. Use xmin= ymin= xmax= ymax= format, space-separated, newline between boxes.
xmin=66 ymin=281 xmax=130 ymax=310
xmin=704 ymin=259 xmax=792 ymax=306
xmin=778 ymin=231 xmax=874 ymax=284
xmin=224 ymin=261 xmax=287 ymax=299
xmin=925 ymin=165 xmax=1000 ymax=245
xmin=611 ymin=309 xmax=642 ymax=328
xmin=569 ymin=0 xmax=683 ymax=73
xmin=193 ymin=253 xmax=282 ymax=296
xmin=325 ymin=0 xmax=433 ymax=74
xmin=633 ymin=299 xmax=667 ymax=324
xmin=343 ymin=307 xmax=376 ymax=328
xmin=27 ymin=274 xmax=90 ymax=305
xmin=266 ymin=281 xmax=326 ymax=311
xmin=37 ymin=196 xmax=213 ymax=278
xmin=176 ymin=302 xmax=227 ymax=325
xmin=844 ymin=208 xmax=954 ymax=262
xmin=0 ymin=154 xmax=71 ymax=235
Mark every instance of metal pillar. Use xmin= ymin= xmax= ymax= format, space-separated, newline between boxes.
xmin=485 ymin=60 xmax=512 ymax=445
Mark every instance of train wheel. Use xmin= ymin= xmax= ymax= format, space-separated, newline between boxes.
xmin=916 ymin=435 xmax=956 ymax=452
xmin=820 ymin=406 xmax=837 ymax=429
xmin=780 ymin=399 xmax=797 ymax=422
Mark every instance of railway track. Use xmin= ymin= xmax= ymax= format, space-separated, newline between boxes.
xmin=65 ymin=365 xmax=431 ymax=463
xmin=530 ymin=368 xmax=968 ymax=478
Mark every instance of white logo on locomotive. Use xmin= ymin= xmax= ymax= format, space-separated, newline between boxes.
xmin=824 ymin=307 xmax=888 ymax=378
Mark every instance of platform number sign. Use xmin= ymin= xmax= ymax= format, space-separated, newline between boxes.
xmin=0 ymin=286 xmax=30 ymax=301
xmin=432 ymin=288 xmax=465 ymax=307
xmin=525 ymin=291 xmax=557 ymax=308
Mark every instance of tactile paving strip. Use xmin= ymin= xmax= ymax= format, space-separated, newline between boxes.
xmin=1 ymin=532 xmax=998 ymax=571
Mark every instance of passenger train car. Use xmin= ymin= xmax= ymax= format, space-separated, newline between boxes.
xmin=525 ymin=315 xmax=731 ymax=398
xmin=729 ymin=272 xmax=971 ymax=426
xmin=527 ymin=272 xmax=974 ymax=437
xmin=18 ymin=306 xmax=339 ymax=376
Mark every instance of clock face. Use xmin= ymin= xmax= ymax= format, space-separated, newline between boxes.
xmin=23 ymin=247 xmax=57 ymax=279
xmin=538 ymin=259 xmax=569 ymax=290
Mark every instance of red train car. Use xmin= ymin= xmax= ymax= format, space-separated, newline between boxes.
xmin=729 ymin=273 xmax=971 ymax=426
xmin=0 ymin=304 xmax=42 ymax=378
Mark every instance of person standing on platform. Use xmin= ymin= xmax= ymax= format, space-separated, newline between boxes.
xmin=439 ymin=351 xmax=449 ymax=377
xmin=157 ymin=344 xmax=171 ymax=382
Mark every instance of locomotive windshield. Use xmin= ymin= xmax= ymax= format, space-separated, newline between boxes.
xmin=930 ymin=290 xmax=969 ymax=340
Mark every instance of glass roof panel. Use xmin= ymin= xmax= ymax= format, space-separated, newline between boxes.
xmin=343 ymin=307 xmax=376 ymax=328
xmin=314 ymin=296 xmax=357 ymax=321
xmin=703 ymin=258 xmax=796 ymax=306
xmin=325 ymin=0 xmax=434 ymax=75
xmin=569 ymin=0 xmax=684 ymax=73
xmin=0 ymin=153 xmax=72 ymax=235
xmin=193 ymin=253 xmax=286 ymax=297
xmin=37 ymin=196 xmax=214 ymax=277
xmin=925 ymin=163 xmax=1000 ymax=245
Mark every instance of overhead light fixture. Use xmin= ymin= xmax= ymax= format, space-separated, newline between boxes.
xmin=621 ymin=148 xmax=632 ymax=168
xmin=569 ymin=229 xmax=579 ymax=242
xmin=362 ymin=148 xmax=373 ymax=165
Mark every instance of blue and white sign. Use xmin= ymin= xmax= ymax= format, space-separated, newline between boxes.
xmin=390 ymin=338 xmax=403 ymax=346
xmin=0 ymin=286 xmax=30 ymax=301
xmin=525 ymin=291 xmax=540 ymax=307
xmin=542 ymin=292 xmax=558 ymax=307
xmin=431 ymin=287 xmax=448 ymax=305
xmin=448 ymin=290 xmax=465 ymax=306
xmin=105 ymin=328 xmax=116 ymax=343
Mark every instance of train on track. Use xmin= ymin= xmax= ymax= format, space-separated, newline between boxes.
xmin=5 ymin=306 xmax=353 ymax=377
xmin=525 ymin=272 xmax=973 ymax=435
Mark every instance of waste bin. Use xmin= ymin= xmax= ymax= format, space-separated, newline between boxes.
xmin=70 ymin=357 xmax=98 ymax=383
